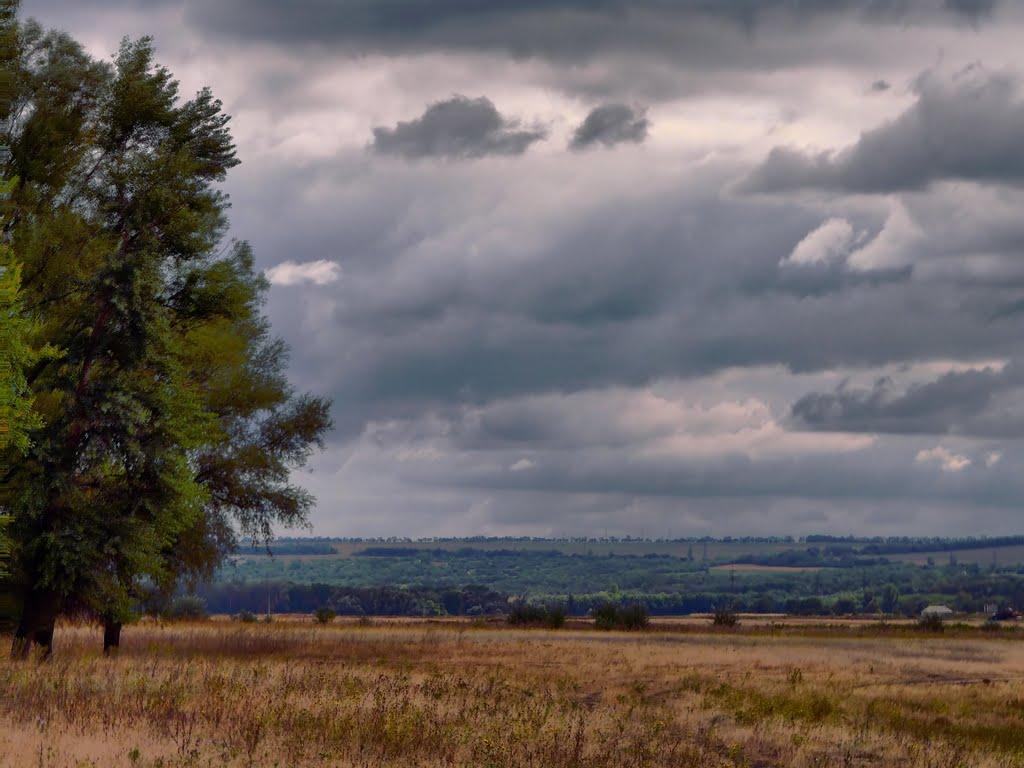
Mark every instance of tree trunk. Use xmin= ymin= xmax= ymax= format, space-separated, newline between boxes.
xmin=103 ymin=619 xmax=122 ymax=656
xmin=11 ymin=587 xmax=59 ymax=661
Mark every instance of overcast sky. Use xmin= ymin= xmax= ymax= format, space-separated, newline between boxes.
xmin=25 ymin=0 xmax=1024 ymax=537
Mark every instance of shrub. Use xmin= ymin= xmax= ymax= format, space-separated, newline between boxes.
xmin=592 ymin=602 xmax=649 ymax=631
xmin=592 ymin=602 xmax=620 ymax=630
xmin=507 ymin=602 xmax=546 ymax=626
xmin=712 ymin=607 xmax=739 ymax=627
xmin=918 ymin=613 xmax=945 ymax=632
xmin=544 ymin=603 xmax=567 ymax=629
xmin=313 ymin=607 xmax=336 ymax=625
xmin=236 ymin=610 xmax=258 ymax=623
xmin=507 ymin=601 xmax=566 ymax=628
xmin=617 ymin=604 xmax=649 ymax=630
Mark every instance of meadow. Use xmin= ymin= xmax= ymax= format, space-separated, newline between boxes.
xmin=3 ymin=619 xmax=1024 ymax=767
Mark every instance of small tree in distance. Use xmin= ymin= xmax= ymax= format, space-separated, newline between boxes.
xmin=314 ymin=607 xmax=336 ymax=625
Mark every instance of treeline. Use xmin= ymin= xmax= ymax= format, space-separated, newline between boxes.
xmin=236 ymin=541 xmax=337 ymax=556
xmin=733 ymin=548 xmax=887 ymax=568
xmin=195 ymin=582 xmax=508 ymax=617
xmin=355 ymin=547 xmax=564 ymax=558
xmin=805 ymin=535 xmax=1024 ymax=554
xmin=184 ymin=560 xmax=1024 ymax=619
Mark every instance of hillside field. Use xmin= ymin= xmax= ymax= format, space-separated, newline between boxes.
xmin=4 ymin=619 xmax=1024 ymax=767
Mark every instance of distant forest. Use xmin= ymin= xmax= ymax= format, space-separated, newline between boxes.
xmin=180 ymin=535 xmax=1024 ymax=620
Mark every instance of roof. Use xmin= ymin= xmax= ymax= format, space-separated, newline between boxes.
xmin=921 ymin=605 xmax=953 ymax=616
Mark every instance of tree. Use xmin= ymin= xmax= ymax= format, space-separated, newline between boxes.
xmin=1 ymin=12 xmax=330 ymax=657
xmin=0 ymin=231 xmax=43 ymax=583
xmin=103 ymin=242 xmax=330 ymax=652
xmin=880 ymin=583 xmax=900 ymax=614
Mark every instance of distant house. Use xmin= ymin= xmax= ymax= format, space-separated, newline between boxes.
xmin=920 ymin=605 xmax=953 ymax=618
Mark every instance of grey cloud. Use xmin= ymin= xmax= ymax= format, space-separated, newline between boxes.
xmin=870 ymin=79 xmax=891 ymax=91
xmin=371 ymin=95 xmax=546 ymax=159
xmin=229 ymin=154 xmax=1024 ymax=439
xmin=21 ymin=0 xmax=1024 ymax=538
xmin=945 ymin=0 xmax=999 ymax=18
xmin=570 ymin=104 xmax=649 ymax=150
xmin=791 ymin=362 xmax=1024 ymax=436
xmin=743 ymin=69 xmax=1024 ymax=193
xmin=346 ymin=393 xmax=1024 ymax=521
xmin=22 ymin=1 xmax=1003 ymax=80
xmin=172 ymin=1 xmax=1002 ymax=49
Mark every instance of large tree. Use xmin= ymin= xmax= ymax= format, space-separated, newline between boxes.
xmin=1 ymin=8 xmax=330 ymax=657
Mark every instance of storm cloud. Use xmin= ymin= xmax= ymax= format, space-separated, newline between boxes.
xmin=744 ymin=69 xmax=1024 ymax=193
xmin=22 ymin=0 xmax=1024 ymax=536
xmin=791 ymin=362 xmax=1024 ymax=437
xmin=371 ymin=96 xmax=546 ymax=159
xmin=569 ymin=104 xmax=649 ymax=150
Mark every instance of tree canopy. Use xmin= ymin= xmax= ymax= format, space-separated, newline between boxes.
xmin=0 ymin=3 xmax=331 ymax=656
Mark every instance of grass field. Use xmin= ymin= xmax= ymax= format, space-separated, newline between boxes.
xmin=4 ymin=619 xmax=1024 ymax=767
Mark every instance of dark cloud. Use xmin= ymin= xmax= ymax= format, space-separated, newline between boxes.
xmin=743 ymin=69 xmax=1024 ymax=193
xmin=569 ymin=103 xmax=649 ymax=150
xmin=371 ymin=95 xmax=546 ymax=159
xmin=348 ymin=392 xmax=1024 ymax=524
xmin=945 ymin=0 xmax=999 ymax=18
xmin=232 ymin=156 xmax=1024 ymax=433
xmin=168 ymin=1 xmax=1002 ymax=50
xmin=22 ymin=0 xmax=1024 ymax=536
xmin=791 ymin=362 xmax=1024 ymax=437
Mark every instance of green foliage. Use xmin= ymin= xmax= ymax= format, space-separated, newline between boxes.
xmin=0 ymin=254 xmax=42 ymax=456
xmin=235 ymin=610 xmax=257 ymax=624
xmin=592 ymin=602 xmax=648 ymax=630
xmin=0 ymin=514 xmax=8 ymax=580
xmin=592 ymin=602 xmax=618 ymax=629
xmin=0 ymin=14 xmax=330 ymax=647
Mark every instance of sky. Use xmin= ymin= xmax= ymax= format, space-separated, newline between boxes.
xmin=22 ymin=0 xmax=1024 ymax=538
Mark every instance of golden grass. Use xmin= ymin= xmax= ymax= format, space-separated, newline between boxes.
xmin=3 ymin=620 xmax=1024 ymax=767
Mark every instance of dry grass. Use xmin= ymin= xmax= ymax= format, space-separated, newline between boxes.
xmin=3 ymin=620 xmax=1024 ymax=767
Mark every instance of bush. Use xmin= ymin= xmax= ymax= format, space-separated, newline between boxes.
xmin=507 ymin=601 xmax=566 ymax=629
xmin=617 ymin=604 xmax=649 ymax=630
xmin=592 ymin=602 xmax=620 ymax=630
xmin=313 ymin=607 xmax=336 ymax=625
xmin=592 ymin=602 xmax=649 ymax=631
xmin=918 ymin=613 xmax=945 ymax=632
xmin=236 ymin=610 xmax=258 ymax=623
xmin=712 ymin=607 xmax=739 ymax=627
xmin=544 ymin=603 xmax=567 ymax=629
